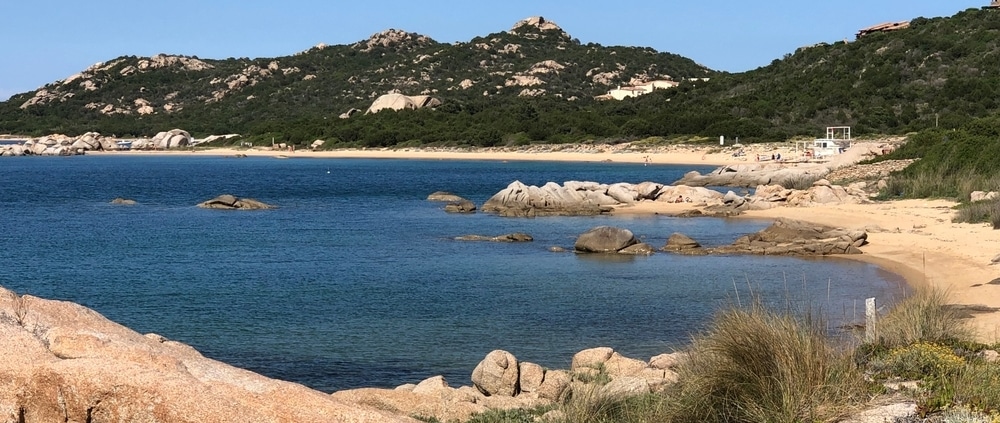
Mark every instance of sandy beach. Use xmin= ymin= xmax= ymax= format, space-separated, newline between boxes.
xmin=89 ymin=143 xmax=803 ymax=167
xmin=91 ymin=145 xmax=1000 ymax=340
xmin=619 ymin=199 xmax=1000 ymax=341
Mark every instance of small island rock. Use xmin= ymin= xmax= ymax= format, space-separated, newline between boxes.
xmin=661 ymin=233 xmax=702 ymax=253
xmin=444 ymin=200 xmax=477 ymax=214
xmin=110 ymin=197 xmax=137 ymax=206
xmin=428 ymin=191 xmax=468 ymax=202
xmin=574 ymin=227 xmax=638 ymax=253
xmin=198 ymin=194 xmax=275 ymax=210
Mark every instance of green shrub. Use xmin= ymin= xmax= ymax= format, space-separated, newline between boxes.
xmin=868 ymin=342 xmax=965 ymax=381
xmin=950 ymin=361 xmax=1000 ymax=416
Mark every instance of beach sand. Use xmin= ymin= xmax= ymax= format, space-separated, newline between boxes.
xmin=89 ymin=144 xmax=800 ymax=167
xmin=92 ymin=146 xmax=1000 ymax=340
xmin=618 ymin=200 xmax=1000 ymax=341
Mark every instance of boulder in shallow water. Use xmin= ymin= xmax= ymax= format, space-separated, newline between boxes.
xmin=661 ymin=233 xmax=702 ymax=253
xmin=574 ymin=226 xmax=638 ymax=253
xmin=444 ymin=200 xmax=477 ymax=214
xmin=455 ymin=233 xmax=533 ymax=243
xmin=110 ymin=197 xmax=137 ymax=206
xmin=619 ymin=243 xmax=656 ymax=255
xmin=427 ymin=191 xmax=467 ymax=202
xmin=198 ymin=194 xmax=274 ymax=210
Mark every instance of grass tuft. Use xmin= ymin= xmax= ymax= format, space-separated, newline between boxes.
xmin=872 ymin=288 xmax=972 ymax=349
xmin=661 ymin=302 xmax=868 ymax=423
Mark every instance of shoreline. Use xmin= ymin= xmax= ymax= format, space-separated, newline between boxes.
xmin=40 ymin=146 xmax=1000 ymax=340
xmin=86 ymin=144 xmax=803 ymax=167
xmin=616 ymin=200 xmax=1000 ymax=341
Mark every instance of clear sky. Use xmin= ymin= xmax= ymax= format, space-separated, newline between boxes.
xmin=0 ymin=0 xmax=987 ymax=102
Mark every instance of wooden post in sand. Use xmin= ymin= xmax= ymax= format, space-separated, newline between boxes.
xmin=865 ymin=298 xmax=877 ymax=343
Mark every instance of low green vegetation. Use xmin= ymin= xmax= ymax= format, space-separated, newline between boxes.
xmin=870 ymin=116 xmax=1000 ymax=227
xmin=460 ymin=289 xmax=1000 ymax=423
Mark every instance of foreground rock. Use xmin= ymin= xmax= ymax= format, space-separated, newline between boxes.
xmin=0 ymin=288 xmax=414 ymax=422
xmin=197 ymin=194 xmax=275 ymax=210
xmin=333 ymin=347 xmax=679 ymax=422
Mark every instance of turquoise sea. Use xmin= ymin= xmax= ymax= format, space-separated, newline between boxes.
xmin=0 ymin=155 xmax=905 ymax=392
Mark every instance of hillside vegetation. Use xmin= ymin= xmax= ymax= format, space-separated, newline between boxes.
xmin=3 ymin=9 xmax=1000 ymax=148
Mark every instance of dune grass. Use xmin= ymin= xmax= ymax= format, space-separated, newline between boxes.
xmin=870 ymin=287 xmax=973 ymax=349
xmin=463 ymin=289 xmax=1000 ymax=423
xmin=660 ymin=303 xmax=869 ymax=423
xmin=953 ymin=198 xmax=1000 ymax=229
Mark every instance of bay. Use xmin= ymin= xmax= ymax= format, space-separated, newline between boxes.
xmin=0 ymin=155 xmax=905 ymax=391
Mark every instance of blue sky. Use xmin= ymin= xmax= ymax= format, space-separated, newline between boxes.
xmin=0 ymin=0 xmax=986 ymax=101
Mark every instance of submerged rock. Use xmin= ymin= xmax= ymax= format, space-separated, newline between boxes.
xmin=110 ymin=197 xmax=137 ymax=206
xmin=197 ymin=194 xmax=275 ymax=210
xmin=455 ymin=233 xmax=533 ymax=242
xmin=444 ymin=200 xmax=477 ymax=214
xmin=427 ymin=191 xmax=467 ymax=202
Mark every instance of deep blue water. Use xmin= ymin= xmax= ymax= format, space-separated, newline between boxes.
xmin=0 ymin=155 xmax=906 ymax=391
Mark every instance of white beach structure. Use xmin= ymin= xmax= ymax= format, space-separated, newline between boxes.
xmin=797 ymin=126 xmax=853 ymax=159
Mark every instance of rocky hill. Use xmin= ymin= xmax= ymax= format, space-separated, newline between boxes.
xmin=0 ymin=16 xmax=712 ymax=140
xmin=4 ymin=8 xmax=1000 ymax=147
xmin=648 ymin=6 xmax=1000 ymax=139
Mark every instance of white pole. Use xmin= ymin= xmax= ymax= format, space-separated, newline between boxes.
xmin=720 ymin=136 xmax=724 ymax=146
xmin=865 ymin=298 xmax=877 ymax=343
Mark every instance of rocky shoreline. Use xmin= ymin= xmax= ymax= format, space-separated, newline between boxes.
xmin=0 ymin=130 xmax=196 ymax=156
xmin=4 ymin=140 xmax=979 ymax=422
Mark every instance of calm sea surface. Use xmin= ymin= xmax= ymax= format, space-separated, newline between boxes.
xmin=0 ymin=155 xmax=905 ymax=391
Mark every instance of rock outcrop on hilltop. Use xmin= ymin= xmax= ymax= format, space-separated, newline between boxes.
xmin=351 ymin=28 xmax=435 ymax=53
xmin=366 ymin=92 xmax=442 ymax=114
xmin=511 ymin=16 xmax=565 ymax=34
xmin=0 ymin=288 xmax=414 ymax=422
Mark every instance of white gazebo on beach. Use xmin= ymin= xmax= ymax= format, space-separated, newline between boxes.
xmin=796 ymin=126 xmax=853 ymax=159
